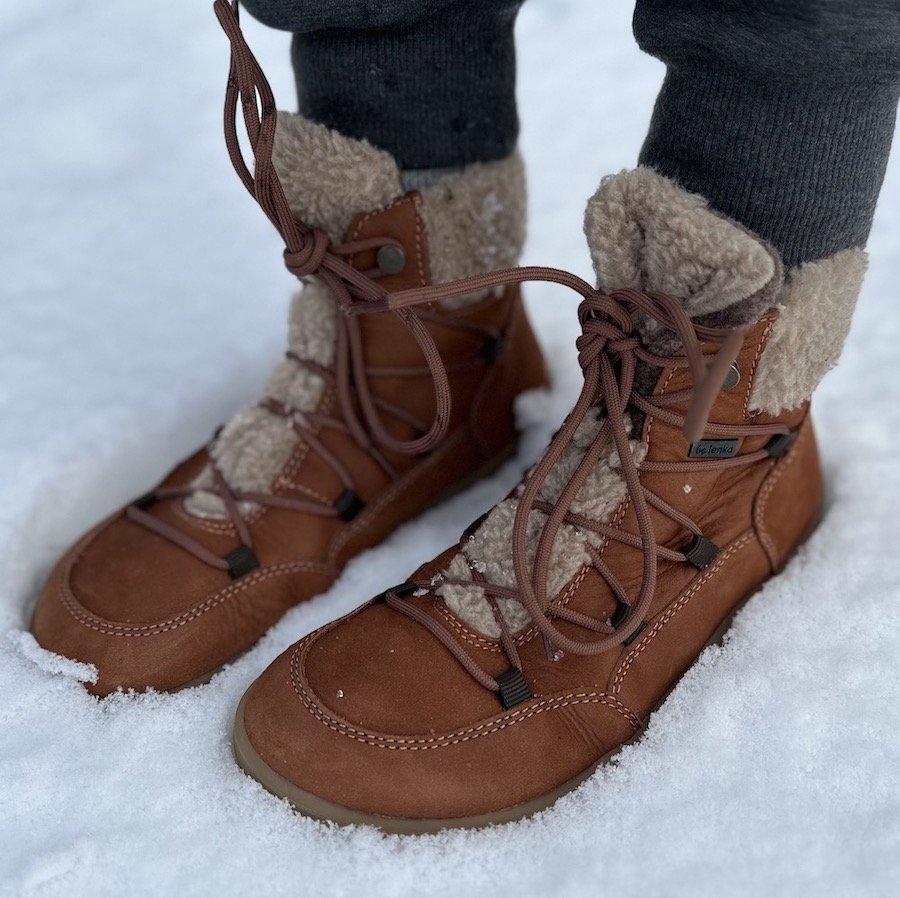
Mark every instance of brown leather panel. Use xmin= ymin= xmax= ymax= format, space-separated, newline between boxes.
xmin=607 ymin=529 xmax=772 ymax=716
xmin=753 ymin=414 xmax=823 ymax=572
xmin=243 ymin=642 xmax=635 ymax=820
xmin=303 ymin=602 xmax=505 ymax=734
xmin=346 ymin=193 xmax=431 ymax=292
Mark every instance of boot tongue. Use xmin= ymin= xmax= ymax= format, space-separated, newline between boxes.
xmin=583 ymin=168 xmax=783 ymax=329
xmin=272 ymin=111 xmax=404 ymax=242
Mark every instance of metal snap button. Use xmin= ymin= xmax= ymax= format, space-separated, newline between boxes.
xmin=376 ymin=243 xmax=406 ymax=275
xmin=722 ymin=363 xmax=740 ymax=390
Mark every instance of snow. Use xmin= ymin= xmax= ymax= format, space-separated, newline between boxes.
xmin=2 ymin=1 xmax=899 ymax=895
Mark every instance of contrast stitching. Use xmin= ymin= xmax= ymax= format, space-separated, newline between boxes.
xmin=349 ymin=195 xmax=428 ymax=287
xmin=173 ymin=501 xmax=244 ymax=534
xmin=57 ymin=557 xmax=332 ymax=637
xmin=279 ymin=430 xmax=313 ymax=490
xmin=411 ymin=192 xmax=427 ymax=286
xmin=600 ymin=496 xmax=630 ymax=558
xmin=643 ymin=366 xmax=678 ymax=446
xmin=743 ymin=315 xmax=776 ymax=420
xmin=347 ymin=196 xmax=404 ymax=239
xmin=610 ymin=531 xmax=755 ymax=694
xmin=173 ymin=476 xmax=267 ymax=534
xmin=289 ymin=641 xmax=640 ymax=749
xmin=273 ymin=479 xmax=331 ymax=506
xmin=753 ymin=418 xmax=808 ymax=566
xmin=278 ymin=382 xmax=332 ymax=488
xmin=327 ymin=425 xmax=469 ymax=562
xmin=435 ymin=565 xmax=590 ymax=650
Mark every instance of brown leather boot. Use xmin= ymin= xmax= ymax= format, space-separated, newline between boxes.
xmin=233 ymin=167 xmax=867 ymax=833
xmin=30 ymin=103 xmax=547 ymax=694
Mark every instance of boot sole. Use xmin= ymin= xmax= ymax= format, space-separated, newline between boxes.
xmin=232 ymin=512 xmax=822 ymax=834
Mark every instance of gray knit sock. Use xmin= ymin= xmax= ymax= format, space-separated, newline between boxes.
xmin=400 ymin=167 xmax=465 ymax=192
xmin=634 ymin=0 xmax=900 ymax=266
xmin=241 ymin=0 xmax=523 ymax=170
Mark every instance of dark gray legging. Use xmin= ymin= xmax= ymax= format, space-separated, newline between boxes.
xmin=240 ymin=0 xmax=900 ymax=267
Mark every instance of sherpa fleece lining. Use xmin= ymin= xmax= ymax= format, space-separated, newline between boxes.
xmin=749 ymin=247 xmax=867 ymax=414
xmin=584 ymin=166 xmax=783 ymax=325
xmin=187 ymin=112 xmax=526 ymax=518
xmin=439 ymin=416 xmax=645 ymax=637
xmin=186 ymin=283 xmax=336 ymax=517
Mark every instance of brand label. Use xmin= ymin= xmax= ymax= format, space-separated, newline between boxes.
xmin=688 ymin=439 xmax=739 ymax=459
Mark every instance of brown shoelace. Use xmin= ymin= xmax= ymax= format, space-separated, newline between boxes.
xmin=125 ymin=1 xmax=503 ymax=577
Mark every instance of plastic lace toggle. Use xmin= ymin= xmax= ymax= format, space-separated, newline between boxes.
xmin=334 ymin=489 xmax=365 ymax=522
xmin=225 ymin=544 xmax=259 ymax=579
xmin=609 ymin=600 xmax=630 ymax=629
xmin=765 ymin=431 xmax=797 ymax=458
xmin=608 ymin=600 xmax=647 ymax=645
xmin=684 ymin=534 xmax=720 ymax=570
xmin=496 ymin=667 xmax=532 ymax=710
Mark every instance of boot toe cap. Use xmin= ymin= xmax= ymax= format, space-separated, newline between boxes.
xmin=234 ymin=608 xmax=638 ymax=831
xmin=30 ymin=510 xmax=327 ymax=695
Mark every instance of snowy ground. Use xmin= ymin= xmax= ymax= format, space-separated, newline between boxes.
xmin=2 ymin=1 xmax=899 ymax=895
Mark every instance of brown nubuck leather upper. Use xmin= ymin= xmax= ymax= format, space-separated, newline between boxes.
xmin=235 ymin=293 xmax=822 ymax=832
xmin=31 ymin=170 xmax=547 ymax=697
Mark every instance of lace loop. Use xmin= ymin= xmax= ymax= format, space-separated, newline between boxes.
xmin=123 ymin=1 xmax=505 ymax=574
xmin=283 ymin=229 xmax=330 ymax=279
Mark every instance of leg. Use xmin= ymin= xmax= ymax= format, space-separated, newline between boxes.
xmin=242 ymin=0 xmax=523 ymax=172
xmin=634 ymin=0 xmax=900 ymax=266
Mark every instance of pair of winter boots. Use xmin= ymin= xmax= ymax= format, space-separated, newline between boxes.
xmin=31 ymin=3 xmax=865 ymax=832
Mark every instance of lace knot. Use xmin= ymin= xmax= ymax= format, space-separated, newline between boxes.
xmin=575 ymin=294 xmax=637 ymax=370
xmin=283 ymin=229 xmax=330 ymax=279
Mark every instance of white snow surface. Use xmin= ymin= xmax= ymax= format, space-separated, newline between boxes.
xmin=2 ymin=1 xmax=899 ymax=895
